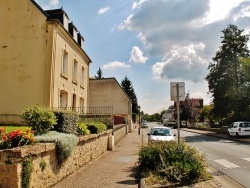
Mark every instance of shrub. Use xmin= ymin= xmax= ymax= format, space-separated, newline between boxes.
xmin=80 ymin=115 xmax=113 ymax=129
xmin=0 ymin=128 xmax=35 ymax=149
xmin=77 ymin=122 xmax=90 ymax=135
xmin=87 ymin=122 xmax=107 ymax=134
xmin=53 ymin=111 xmax=79 ymax=135
xmin=138 ymin=141 xmax=209 ymax=185
xmin=21 ymin=156 xmax=33 ymax=188
xmin=35 ymin=131 xmax=78 ymax=164
xmin=21 ymin=105 xmax=57 ymax=135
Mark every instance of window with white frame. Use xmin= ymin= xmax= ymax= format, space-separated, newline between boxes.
xmin=80 ymin=66 xmax=84 ymax=86
xmin=73 ymin=60 xmax=78 ymax=82
xmin=62 ymin=50 xmax=68 ymax=76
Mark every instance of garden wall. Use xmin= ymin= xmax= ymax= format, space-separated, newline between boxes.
xmin=113 ymin=124 xmax=127 ymax=144
xmin=0 ymin=125 xmax=128 ymax=188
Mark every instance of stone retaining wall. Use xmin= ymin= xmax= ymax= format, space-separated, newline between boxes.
xmin=113 ymin=124 xmax=127 ymax=144
xmin=0 ymin=125 xmax=128 ymax=188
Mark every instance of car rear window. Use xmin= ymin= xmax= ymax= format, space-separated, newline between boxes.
xmin=152 ymin=128 xmax=171 ymax=136
xmin=240 ymin=123 xmax=250 ymax=128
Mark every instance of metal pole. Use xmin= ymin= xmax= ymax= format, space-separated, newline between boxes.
xmin=138 ymin=111 xmax=140 ymax=135
xmin=177 ymin=83 xmax=180 ymax=143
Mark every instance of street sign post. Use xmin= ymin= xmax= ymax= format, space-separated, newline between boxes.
xmin=170 ymin=82 xmax=185 ymax=143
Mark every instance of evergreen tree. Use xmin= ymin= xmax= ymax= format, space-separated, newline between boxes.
xmin=95 ymin=67 xmax=104 ymax=79
xmin=206 ymin=24 xmax=250 ymax=122
xmin=121 ymin=76 xmax=139 ymax=114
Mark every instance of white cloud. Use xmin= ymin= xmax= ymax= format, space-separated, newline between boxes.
xmin=98 ymin=7 xmax=110 ymax=14
xmin=130 ymin=46 xmax=148 ymax=64
xmin=49 ymin=0 xmax=59 ymax=6
xmin=102 ymin=61 xmax=130 ymax=70
xmin=152 ymin=44 xmax=208 ymax=83
xmin=132 ymin=0 xmax=145 ymax=10
xmin=117 ymin=14 xmax=133 ymax=30
xmin=118 ymin=0 xmax=250 ymax=86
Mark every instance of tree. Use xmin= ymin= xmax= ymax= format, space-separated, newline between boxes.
xmin=121 ymin=76 xmax=139 ymax=114
xmin=179 ymin=92 xmax=198 ymax=125
xmin=95 ymin=67 xmax=104 ymax=79
xmin=206 ymin=24 xmax=250 ymax=123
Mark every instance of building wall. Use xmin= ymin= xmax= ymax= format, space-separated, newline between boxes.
xmin=0 ymin=0 xmax=50 ymax=114
xmin=47 ymin=23 xmax=90 ymax=111
xmin=89 ymin=78 xmax=132 ymax=132
xmin=89 ymin=79 xmax=131 ymax=115
xmin=0 ymin=0 xmax=91 ymax=119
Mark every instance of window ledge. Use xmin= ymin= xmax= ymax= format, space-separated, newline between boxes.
xmin=80 ymin=84 xmax=84 ymax=89
xmin=72 ymin=80 xmax=78 ymax=85
xmin=61 ymin=73 xmax=68 ymax=80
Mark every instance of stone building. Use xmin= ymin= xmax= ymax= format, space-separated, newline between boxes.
xmin=89 ymin=78 xmax=133 ymax=132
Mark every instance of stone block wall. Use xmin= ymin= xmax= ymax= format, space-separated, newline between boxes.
xmin=0 ymin=126 xmax=127 ymax=188
xmin=113 ymin=124 xmax=127 ymax=144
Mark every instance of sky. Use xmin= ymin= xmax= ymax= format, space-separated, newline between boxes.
xmin=35 ymin=0 xmax=250 ymax=115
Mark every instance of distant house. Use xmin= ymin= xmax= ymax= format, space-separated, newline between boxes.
xmin=162 ymin=105 xmax=176 ymax=121
xmin=89 ymin=78 xmax=133 ymax=132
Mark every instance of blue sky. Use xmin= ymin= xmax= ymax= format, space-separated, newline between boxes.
xmin=35 ymin=0 xmax=250 ymax=114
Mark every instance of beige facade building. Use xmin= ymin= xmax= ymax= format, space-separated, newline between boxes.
xmin=0 ymin=0 xmax=133 ymax=129
xmin=89 ymin=78 xmax=132 ymax=132
xmin=0 ymin=0 xmax=91 ymax=123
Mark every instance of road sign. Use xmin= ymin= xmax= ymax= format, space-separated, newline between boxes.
xmin=170 ymin=82 xmax=185 ymax=101
xmin=170 ymin=82 xmax=185 ymax=143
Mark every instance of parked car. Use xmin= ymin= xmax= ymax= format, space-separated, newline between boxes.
xmin=227 ymin=121 xmax=250 ymax=137
xmin=147 ymin=127 xmax=175 ymax=142
xmin=141 ymin=120 xmax=148 ymax=128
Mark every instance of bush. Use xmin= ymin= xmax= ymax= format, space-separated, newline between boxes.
xmin=80 ymin=115 xmax=113 ymax=129
xmin=21 ymin=105 xmax=57 ymax=135
xmin=77 ymin=122 xmax=90 ymax=135
xmin=53 ymin=111 xmax=79 ymax=135
xmin=35 ymin=131 xmax=78 ymax=164
xmin=87 ymin=122 xmax=107 ymax=134
xmin=138 ymin=141 xmax=209 ymax=185
xmin=0 ymin=128 xmax=35 ymax=149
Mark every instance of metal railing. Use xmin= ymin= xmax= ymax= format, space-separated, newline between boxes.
xmin=52 ymin=106 xmax=113 ymax=115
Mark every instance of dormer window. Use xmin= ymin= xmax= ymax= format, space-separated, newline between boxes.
xmin=77 ymin=32 xmax=85 ymax=49
xmin=69 ymin=22 xmax=78 ymax=41
xmin=45 ymin=8 xmax=69 ymax=30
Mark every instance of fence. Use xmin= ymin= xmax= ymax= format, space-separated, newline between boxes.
xmin=52 ymin=106 xmax=113 ymax=115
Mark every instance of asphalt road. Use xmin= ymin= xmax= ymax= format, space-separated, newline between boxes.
xmin=182 ymin=130 xmax=250 ymax=188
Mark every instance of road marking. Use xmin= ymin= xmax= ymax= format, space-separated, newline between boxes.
xmin=214 ymin=159 xmax=239 ymax=169
xmin=243 ymin=158 xmax=250 ymax=162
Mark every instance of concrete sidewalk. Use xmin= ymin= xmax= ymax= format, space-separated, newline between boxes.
xmin=53 ymin=129 xmax=141 ymax=188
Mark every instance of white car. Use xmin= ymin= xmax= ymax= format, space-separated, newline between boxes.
xmin=141 ymin=121 xmax=148 ymax=128
xmin=228 ymin=121 xmax=250 ymax=137
xmin=147 ymin=127 xmax=175 ymax=142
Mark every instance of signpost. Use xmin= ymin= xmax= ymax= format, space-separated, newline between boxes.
xmin=170 ymin=82 xmax=185 ymax=143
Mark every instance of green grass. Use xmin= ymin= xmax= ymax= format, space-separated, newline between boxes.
xmin=0 ymin=126 xmax=30 ymax=133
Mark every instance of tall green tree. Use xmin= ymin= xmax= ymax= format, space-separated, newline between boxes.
xmin=121 ymin=76 xmax=139 ymax=114
xmin=95 ymin=67 xmax=104 ymax=79
xmin=206 ymin=24 xmax=250 ymax=122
